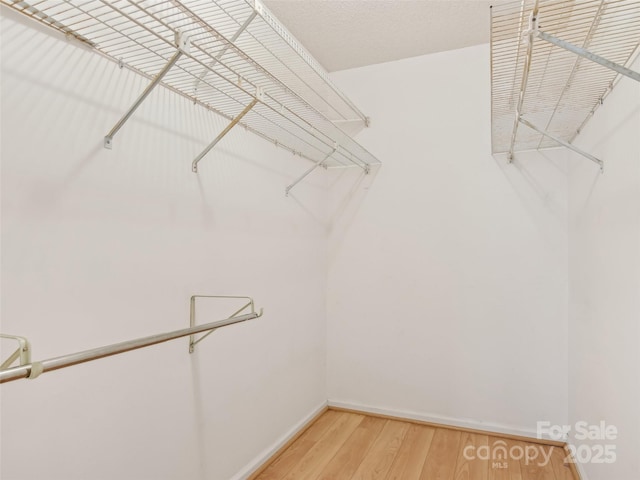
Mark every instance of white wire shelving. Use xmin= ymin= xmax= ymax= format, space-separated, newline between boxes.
xmin=3 ymin=0 xmax=380 ymax=182
xmin=491 ymin=0 xmax=640 ymax=169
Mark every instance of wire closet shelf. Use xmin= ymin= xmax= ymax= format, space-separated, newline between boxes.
xmin=491 ymin=0 xmax=640 ymax=166
xmin=3 ymin=0 xmax=380 ymax=172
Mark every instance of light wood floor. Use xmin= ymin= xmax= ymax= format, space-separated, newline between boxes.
xmin=251 ymin=409 xmax=578 ymax=480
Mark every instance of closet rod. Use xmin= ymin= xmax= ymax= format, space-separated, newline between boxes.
xmin=0 ymin=312 xmax=260 ymax=384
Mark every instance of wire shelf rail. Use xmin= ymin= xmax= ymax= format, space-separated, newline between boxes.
xmin=3 ymin=0 xmax=380 ymax=172
xmin=491 ymin=0 xmax=640 ymax=166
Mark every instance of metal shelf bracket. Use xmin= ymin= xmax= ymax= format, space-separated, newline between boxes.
xmin=535 ymin=30 xmax=640 ymax=83
xmin=193 ymin=9 xmax=258 ymax=97
xmin=285 ymin=144 xmax=337 ymax=196
xmin=519 ymin=117 xmax=604 ymax=172
xmin=1 ymin=334 xmax=32 ymax=370
xmin=104 ymin=30 xmax=191 ymax=149
xmin=189 ymin=295 xmax=264 ymax=353
xmin=191 ymin=87 xmax=263 ymax=173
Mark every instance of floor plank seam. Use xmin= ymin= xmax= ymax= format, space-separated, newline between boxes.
xmin=250 ymin=409 xmax=582 ymax=480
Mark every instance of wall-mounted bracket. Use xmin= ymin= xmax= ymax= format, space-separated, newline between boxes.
xmin=189 ymin=295 xmax=263 ymax=353
xmin=194 ymin=9 xmax=258 ymax=96
xmin=285 ymin=145 xmax=337 ymax=196
xmin=519 ymin=117 xmax=604 ymax=172
xmin=104 ymin=30 xmax=190 ymax=149
xmin=535 ymin=30 xmax=640 ymax=83
xmin=191 ymin=88 xmax=263 ymax=173
xmin=0 ymin=334 xmax=31 ymax=370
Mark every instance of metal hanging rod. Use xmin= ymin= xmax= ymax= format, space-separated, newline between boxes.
xmin=0 ymin=308 xmax=263 ymax=384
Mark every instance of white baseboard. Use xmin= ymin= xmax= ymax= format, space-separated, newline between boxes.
xmin=572 ymin=455 xmax=589 ymax=480
xmin=231 ymin=399 xmax=574 ymax=480
xmin=231 ymin=400 xmax=328 ymax=480
xmin=328 ymin=399 xmax=558 ymax=442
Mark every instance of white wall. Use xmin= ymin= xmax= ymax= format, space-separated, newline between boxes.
xmin=0 ymin=10 xmax=327 ymax=480
xmin=5 ymin=6 xmax=638 ymax=479
xmin=568 ymin=56 xmax=640 ymax=480
xmin=326 ymin=44 xmax=570 ymax=436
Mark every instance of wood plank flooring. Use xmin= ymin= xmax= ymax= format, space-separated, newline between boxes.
xmin=252 ymin=410 xmax=578 ymax=480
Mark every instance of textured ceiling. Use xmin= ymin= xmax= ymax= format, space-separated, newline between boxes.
xmin=263 ymin=0 xmax=492 ymax=72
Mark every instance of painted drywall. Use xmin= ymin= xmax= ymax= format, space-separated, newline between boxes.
xmin=0 ymin=10 xmax=327 ymax=480
xmin=567 ymin=55 xmax=640 ymax=480
xmin=4 ymin=5 xmax=637 ymax=479
xmin=326 ymin=44 xmax=569 ymax=435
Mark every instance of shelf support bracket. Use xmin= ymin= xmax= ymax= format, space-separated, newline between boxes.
xmin=519 ymin=117 xmax=603 ymax=171
xmin=104 ymin=31 xmax=191 ymax=149
xmin=189 ymin=296 xmax=263 ymax=353
xmin=535 ymin=30 xmax=640 ymax=83
xmin=194 ymin=9 xmax=258 ymax=95
xmin=191 ymin=89 xmax=262 ymax=173
xmin=0 ymin=334 xmax=31 ymax=370
xmin=285 ymin=145 xmax=337 ymax=196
